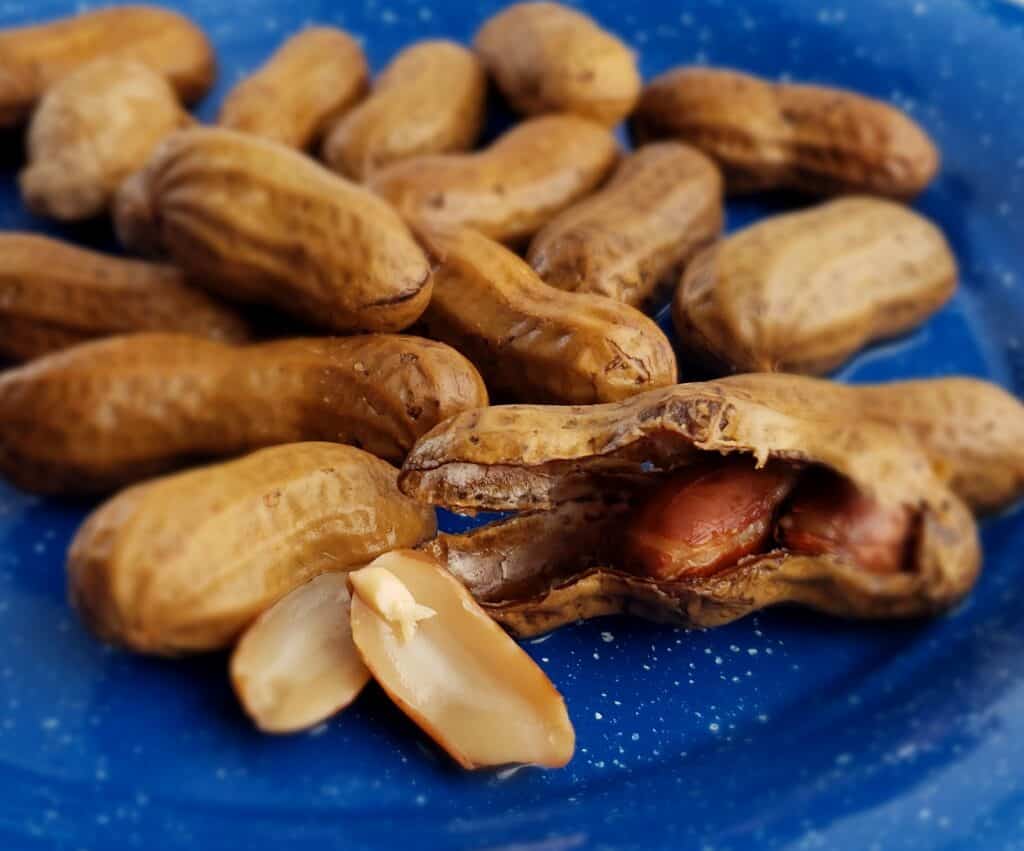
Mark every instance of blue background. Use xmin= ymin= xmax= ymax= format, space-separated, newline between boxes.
xmin=1 ymin=0 xmax=1023 ymax=848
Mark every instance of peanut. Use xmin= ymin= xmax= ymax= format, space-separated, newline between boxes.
xmin=631 ymin=67 xmax=940 ymax=198
xmin=0 ymin=233 xmax=249 ymax=362
xmin=67 ymin=443 xmax=436 ymax=655
xmin=0 ymin=332 xmax=488 ymax=494
xmin=368 ymin=114 xmax=618 ymax=245
xmin=415 ymin=226 xmax=678 ymax=404
xmin=349 ymin=550 xmax=575 ymax=769
xmin=473 ymin=1 xmax=640 ymax=126
xmin=19 ymin=58 xmax=193 ymax=221
xmin=0 ymin=5 xmax=215 ymax=126
xmin=527 ymin=142 xmax=723 ymax=307
xmin=118 ymin=127 xmax=432 ymax=332
xmin=322 ymin=40 xmax=486 ymax=181
xmin=673 ymin=197 xmax=957 ymax=375
xmin=218 ymin=27 xmax=368 ymax=150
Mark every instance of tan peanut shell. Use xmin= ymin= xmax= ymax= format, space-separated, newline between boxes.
xmin=631 ymin=67 xmax=940 ymax=198
xmin=0 ymin=332 xmax=488 ymax=494
xmin=402 ymin=374 xmax=981 ymax=638
xmin=415 ymin=226 xmax=678 ymax=404
xmin=473 ymin=2 xmax=640 ymax=126
xmin=672 ymin=197 xmax=957 ymax=375
xmin=218 ymin=27 xmax=369 ymax=149
xmin=368 ymin=114 xmax=619 ymax=245
xmin=0 ymin=233 xmax=249 ymax=362
xmin=322 ymin=41 xmax=486 ymax=180
xmin=528 ymin=143 xmax=724 ymax=307
xmin=349 ymin=550 xmax=575 ymax=769
xmin=231 ymin=572 xmax=371 ymax=734
xmin=19 ymin=59 xmax=193 ymax=221
xmin=68 ymin=442 xmax=436 ymax=655
xmin=717 ymin=373 xmax=1024 ymax=514
xmin=119 ymin=127 xmax=432 ymax=332
xmin=0 ymin=5 xmax=215 ymax=126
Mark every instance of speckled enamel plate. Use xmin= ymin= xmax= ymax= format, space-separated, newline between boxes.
xmin=1 ymin=1 xmax=1023 ymax=849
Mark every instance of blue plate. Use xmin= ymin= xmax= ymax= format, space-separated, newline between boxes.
xmin=2 ymin=1 xmax=1023 ymax=848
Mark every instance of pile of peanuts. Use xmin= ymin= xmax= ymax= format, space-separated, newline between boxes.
xmin=1 ymin=2 xmax=1022 ymax=771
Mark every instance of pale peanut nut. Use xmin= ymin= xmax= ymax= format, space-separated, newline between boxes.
xmin=0 ymin=332 xmax=489 ymax=494
xmin=322 ymin=40 xmax=485 ymax=181
xmin=218 ymin=27 xmax=368 ymax=150
xmin=349 ymin=550 xmax=575 ymax=769
xmin=527 ymin=142 xmax=724 ymax=307
xmin=67 ymin=443 xmax=437 ymax=655
xmin=231 ymin=573 xmax=371 ymax=734
xmin=0 ymin=232 xmax=249 ymax=363
xmin=473 ymin=1 xmax=640 ymax=126
xmin=631 ymin=67 xmax=940 ymax=199
xmin=122 ymin=127 xmax=432 ymax=332
xmin=19 ymin=58 xmax=193 ymax=221
xmin=368 ymin=114 xmax=619 ymax=245
xmin=0 ymin=5 xmax=215 ymax=126
xmin=416 ymin=226 xmax=678 ymax=404
xmin=672 ymin=197 xmax=957 ymax=375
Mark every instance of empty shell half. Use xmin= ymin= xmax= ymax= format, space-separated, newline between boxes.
xmin=349 ymin=550 xmax=575 ymax=769
xmin=231 ymin=572 xmax=371 ymax=734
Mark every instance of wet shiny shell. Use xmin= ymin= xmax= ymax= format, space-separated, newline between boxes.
xmin=67 ymin=443 xmax=437 ymax=655
xmin=528 ymin=142 xmax=723 ymax=307
xmin=0 ymin=5 xmax=215 ymax=126
xmin=0 ymin=332 xmax=488 ymax=494
xmin=631 ymin=66 xmax=940 ymax=198
xmin=0 ymin=233 xmax=249 ymax=362
xmin=125 ymin=127 xmax=432 ymax=333
xmin=672 ymin=197 xmax=957 ymax=375
xmin=218 ymin=27 xmax=369 ymax=149
xmin=416 ymin=226 xmax=678 ymax=404
xmin=368 ymin=114 xmax=619 ymax=245
xmin=322 ymin=40 xmax=486 ymax=180
xmin=473 ymin=1 xmax=640 ymax=126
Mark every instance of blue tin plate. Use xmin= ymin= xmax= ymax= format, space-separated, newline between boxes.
xmin=1 ymin=1 xmax=1023 ymax=849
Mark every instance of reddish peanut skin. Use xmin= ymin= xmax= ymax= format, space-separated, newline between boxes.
xmin=0 ymin=5 xmax=215 ymax=126
xmin=631 ymin=67 xmax=940 ymax=199
xmin=624 ymin=458 xmax=797 ymax=580
xmin=777 ymin=471 xmax=912 ymax=575
xmin=218 ymin=27 xmax=369 ymax=149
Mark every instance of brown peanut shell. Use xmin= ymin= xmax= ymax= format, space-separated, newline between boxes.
xmin=415 ymin=226 xmax=678 ymax=404
xmin=672 ymin=197 xmax=957 ymax=375
xmin=322 ymin=40 xmax=486 ymax=181
xmin=0 ymin=332 xmax=488 ymax=494
xmin=0 ymin=5 xmax=215 ymax=126
xmin=631 ymin=67 xmax=940 ymax=199
xmin=528 ymin=142 xmax=723 ymax=307
xmin=403 ymin=375 xmax=981 ymax=637
xmin=368 ymin=114 xmax=619 ymax=245
xmin=218 ymin=27 xmax=369 ymax=149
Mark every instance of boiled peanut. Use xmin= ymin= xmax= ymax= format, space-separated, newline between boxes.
xmin=0 ymin=332 xmax=488 ymax=494
xmin=631 ymin=67 xmax=940 ymax=198
xmin=118 ymin=127 xmax=432 ymax=332
xmin=0 ymin=5 xmax=215 ymax=126
xmin=527 ymin=142 xmax=723 ymax=307
xmin=474 ymin=2 xmax=640 ymax=126
xmin=0 ymin=233 xmax=249 ymax=362
xmin=218 ymin=27 xmax=368 ymax=149
xmin=368 ymin=114 xmax=618 ymax=245
xmin=322 ymin=40 xmax=485 ymax=180
xmin=67 ymin=443 xmax=436 ymax=655
xmin=231 ymin=573 xmax=371 ymax=734
xmin=20 ymin=58 xmax=193 ymax=221
xmin=349 ymin=550 xmax=575 ymax=769
xmin=415 ymin=226 xmax=677 ymax=404
xmin=673 ymin=197 xmax=957 ymax=375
